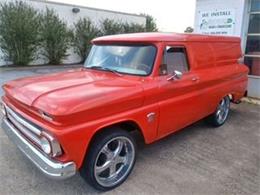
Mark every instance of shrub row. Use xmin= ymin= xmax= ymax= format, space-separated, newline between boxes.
xmin=0 ymin=1 xmax=158 ymax=65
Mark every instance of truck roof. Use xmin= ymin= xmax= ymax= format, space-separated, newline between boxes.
xmin=92 ymin=32 xmax=240 ymax=44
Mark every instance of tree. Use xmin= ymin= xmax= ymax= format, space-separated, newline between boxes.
xmin=184 ymin=26 xmax=194 ymax=33
xmin=141 ymin=14 xmax=158 ymax=32
xmin=39 ymin=8 xmax=72 ymax=65
xmin=101 ymin=19 xmax=125 ymax=35
xmin=73 ymin=18 xmax=101 ymax=62
xmin=0 ymin=1 xmax=41 ymax=65
xmin=101 ymin=19 xmax=146 ymax=36
xmin=122 ymin=22 xmax=145 ymax=33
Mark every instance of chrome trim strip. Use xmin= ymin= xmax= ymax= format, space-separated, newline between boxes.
xmin=1 ymin=118 xmax=76 ymax=179
xmin=244 ymin=54 xmax=260 ymax=58
xmin=0 ymin=101 xmax=7 ymax=116
xmin=147 ymin=112 xmax=156 ymax=123
xmin=6 ymin=106 xmax=42 ymax=136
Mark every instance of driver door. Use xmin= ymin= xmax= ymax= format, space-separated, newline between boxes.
xmin=157 ymin=45 xmax=203 ymax=138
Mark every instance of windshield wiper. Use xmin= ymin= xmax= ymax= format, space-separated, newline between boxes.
xmin=87 ymin=66 xmax=123 ymax=76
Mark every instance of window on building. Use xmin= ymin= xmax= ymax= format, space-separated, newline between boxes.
xmin=245 ymin=0 xmax=260 ymax=76
xmin=164 ymin=47 xmax=189 ymax=75
xmin=251 ymin=0 xmax=260 ymax=12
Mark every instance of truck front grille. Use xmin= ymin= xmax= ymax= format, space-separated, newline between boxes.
xmin=6 ymin=106 xmax=42 ymax=146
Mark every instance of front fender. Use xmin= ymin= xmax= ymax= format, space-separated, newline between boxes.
xmin=56 ymin=103 xmax=159 ymax=169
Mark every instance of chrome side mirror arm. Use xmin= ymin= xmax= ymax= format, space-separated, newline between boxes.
xmin=167 ymin=70 xmax=183 ymax=81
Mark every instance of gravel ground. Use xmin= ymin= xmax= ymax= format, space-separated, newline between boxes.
xmin=0 ymin=66 xmax=259 ymax=195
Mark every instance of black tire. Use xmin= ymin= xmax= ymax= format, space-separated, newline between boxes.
xmin=80 ymin=127 xmax=136 ymax=191
xmin=206 ymin=96 xmax=230 ymax=127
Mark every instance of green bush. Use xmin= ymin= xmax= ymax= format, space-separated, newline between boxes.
xmin=101 ymin=19 xmax=125 ymax=35
xmin=122 ymin=23 xmax=146 ymax=33
xmin=39 ymin=8 xmax=72 ymax=65
xmin=73 ymin=18 xmax=101 ymax=62
xmin=72 ymin=18 xmax=147 ymax=62
xmin=101 ymin=19 xmax=146 ymax=36
xmin=142 ymin=14 xmax=158 ymax=32
xmin=0 ymin=1 xmax=158 ymax=66
xmin=0 ymin=1 xmax=41 ymax=65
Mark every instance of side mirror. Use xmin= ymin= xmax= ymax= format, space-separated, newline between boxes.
xmin=167 ymin=70 xmax=183 ymax=81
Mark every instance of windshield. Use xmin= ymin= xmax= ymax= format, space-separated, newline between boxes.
xmin=84 ymin=44 xmax=157 ymax=76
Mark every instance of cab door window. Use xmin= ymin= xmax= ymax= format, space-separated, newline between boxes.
xmin=164 ymin=47 xmax=189 ymax=75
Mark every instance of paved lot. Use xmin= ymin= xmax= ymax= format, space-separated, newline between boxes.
xmin=0 ymin=66 xmax=260 ymax=195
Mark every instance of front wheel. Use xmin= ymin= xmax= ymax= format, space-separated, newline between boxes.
xmin=80 ymin=128 xmax=136 ymax=191
xmin=207 ymin=96 xmax=230 ymax=127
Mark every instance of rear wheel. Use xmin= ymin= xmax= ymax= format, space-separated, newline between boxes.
xmin=207 ymin=96 xmax=230 ymax=127
xmin=80 ymin=128 xmax=136 ymax=191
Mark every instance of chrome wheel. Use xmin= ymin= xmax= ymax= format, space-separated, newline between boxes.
xmin=216 ymin=97 xmax=230 ymax=124
xmin=94 ymin=136 xmax=135 ymax=187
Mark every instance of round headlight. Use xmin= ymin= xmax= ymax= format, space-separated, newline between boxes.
xmin=0 ymin=102 xmax=6 ymax=116
xmin=40 ymin=136 xmax=51 ymax=154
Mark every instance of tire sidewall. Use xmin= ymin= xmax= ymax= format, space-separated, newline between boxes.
xmin=80 ymin=128 xmax=136 ymax=191
xmin=214 ymin=96 xmax=230 ymax=126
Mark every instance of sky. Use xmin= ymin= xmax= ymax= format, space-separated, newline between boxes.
xmin=50 ymin=0 xmax=196 ymax=32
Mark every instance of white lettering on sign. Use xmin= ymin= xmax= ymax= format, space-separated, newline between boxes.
xmin=197 ymin=9 xmax=235 ymax=35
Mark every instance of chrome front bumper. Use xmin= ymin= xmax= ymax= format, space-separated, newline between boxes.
xmin=1 ymin=117 xmax=76 ymax=179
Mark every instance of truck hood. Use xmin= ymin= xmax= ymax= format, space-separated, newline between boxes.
xmin=3 ymin=68 xmax=144 ymax=117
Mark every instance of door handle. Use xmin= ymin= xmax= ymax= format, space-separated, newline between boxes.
xmin=191 ymin=77 xmax=199 ymax=82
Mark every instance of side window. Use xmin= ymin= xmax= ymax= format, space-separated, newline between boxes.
xmin=164 ymin=46 xmax=189 ymax=75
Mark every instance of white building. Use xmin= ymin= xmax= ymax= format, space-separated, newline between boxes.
xmin=194 ymin=0 xmax=259 ymax=98
xmin=0 ymin=0 xmax=146 ymax=65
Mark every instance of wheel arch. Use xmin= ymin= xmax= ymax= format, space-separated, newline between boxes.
xmin=93 ymin=120 xmax=145 ymax=141
xmin=228 ymin=93 xmax=233 ymax=101
xmin=80 ymin=120 xmax=145 ymax=168
xmin=228 ymin=92 xmax=243 ymax=103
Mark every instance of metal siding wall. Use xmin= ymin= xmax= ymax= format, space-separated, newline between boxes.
xmin=248 ymin=76 xmax=260 ymax=98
